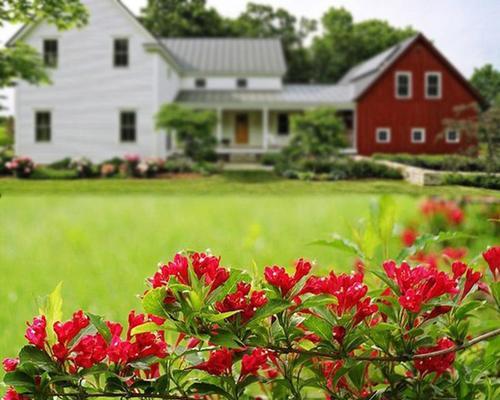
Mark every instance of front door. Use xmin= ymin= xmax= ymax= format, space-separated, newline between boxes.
xmin=235 ymin=114 xmax=249 ymax=144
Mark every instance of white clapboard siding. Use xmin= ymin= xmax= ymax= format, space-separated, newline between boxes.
xmin=15 ymin=0 xmax=179 ymax=163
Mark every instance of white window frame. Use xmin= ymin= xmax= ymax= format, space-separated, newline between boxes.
xmin=445 ymin=128 xmax=460 ymax=143
xmin=425 ymin=72 xmax=442 ymax=99
xmin=411 ymin=128 xmax=426 ymax=144
xmin=376 ymin=127 xmax=391 ymax=143
xmin=395 ymin=71 xmax=412 ymax=99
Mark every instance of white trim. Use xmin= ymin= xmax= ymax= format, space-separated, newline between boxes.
xmin=352 ymin=106 xmax=358 ymax=152
xmin=395 ymin=71 xmax=412 ymax=99
xmin=376 ymin=127 xmax=391 ymax=143
xmin=425 ymin=71 xmax=442 ymax=99
xmin=411 ymin=127 xmax=426 ymax=143
xmin=445 ymin=128 xmax=460 ymax=143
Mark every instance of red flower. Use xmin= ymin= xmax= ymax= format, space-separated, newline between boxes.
xmin=25 ymin=315 xmax=47 ymax=349
xmin=443 ymin=247 xmax=467 ymax=261
xmin=52 ymin=310 xmax=90 ymax=363
xmin=3 ymin=388 xmax=29 ymax=400
xmin=483 ymin=246 xmax=500 ymax=280
xmin=414 ymin=337 xmax=455 ymax=377
xmin=71 ymin=333 xmax=108 ymax=369
xmin=332 ymin=326 xmax=346 ymax=345
xmin=241 ymin=348 xmax=269 ymax=377
xmin=420 ymin=198 xmax=464 ymax=226
xmin=451 ymin=261 xmax=467 ymax=280
xmin=401 ymin=228 xmax=418 ymax=247
xmin=264 ymin=258 xmax=312 ymax=297
xmin=2 ymin=358 xmax=19 ymax=372
xmin=422 ymin=305 xmax=452 ymax=322
xmin=461 ymin=268 xmax=482 ymax=300
xmin=353 ymin=298 xmax=378 ymax=326
xmin=215 ymin=282 xmax=268 ymax=323
xmin=398 ymin=289 xmax=423 ymax=313
xmin=194 ymin=348 xmax=233 ymax=376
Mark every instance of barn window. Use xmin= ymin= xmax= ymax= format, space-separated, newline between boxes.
xmin=446 ymin=129 xmax=460 ymax=143
xmin=114 ymin=38 xmax=129 ymax=67
xmin=195 ymin=78 xmax=206 ymax=88
xmin=120 ymin=111 xmax=136 ymax=142
xmin=395 ymin=72 xmax=412 ymax=98
xmin=35 ymin=111 xmax=51 ymax=142
xmin=376 ymin=128 xmax=391 ymax=143
xmin=237 ymin=78 xmax=248 ymax=89
xmin=277 ymin=114 xmax=289 ymax=135
xmin=425 ymin=72 xmax=442 ymax=99
xmin=411 ymin=128 xmax=426 ymax=143
xmin=43 ymin=39 xmax=58 ymax=68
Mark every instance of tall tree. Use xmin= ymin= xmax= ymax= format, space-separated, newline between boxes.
xmin=470 ymin=64 xmax=500 ymax=106
xmin=140 ymin=0 xmax=234 ymax=37
xmin=0 ymin=0 xmax=87 ymax=88
xmin=311 ymin=7 xmax=416 ymax=82
xmin=233 ymin=3 xmax=316 ymax=82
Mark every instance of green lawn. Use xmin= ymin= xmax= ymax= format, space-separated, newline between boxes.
xmin=0 ymin=174 xmax=498 ymax=367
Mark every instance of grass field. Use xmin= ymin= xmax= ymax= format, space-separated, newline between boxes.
xmin=0 ymin=174 xmax=498 ymax=370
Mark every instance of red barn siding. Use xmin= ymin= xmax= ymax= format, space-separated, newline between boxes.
xmin=356 ymin=39 xmax=480 ymax=156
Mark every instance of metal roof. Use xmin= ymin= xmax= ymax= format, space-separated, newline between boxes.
xmin=175 ymin=84 xmax=355 ymax=106
xmin=338 ymin=35 xmax=419 ymax=99
xmin=161 ymin=38 xmax=287 ymax=76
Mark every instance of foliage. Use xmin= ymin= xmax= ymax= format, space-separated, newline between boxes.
xmin=0 ymin=146 xmax=13 ymax=174
xmin=0 ymin=0 xmax=88 ymax=100
xmin=311 ymin=8 xmax=416 ymax=82
xmin=30 ymin=167 xmax=77 ymax=180
xmin=470 ymin=64 xmax=500 ymax=106
xmin=444 ymin=174 xmax=500 ymax=191
xmin=69 ymin=157 xmax=94 ymax=179
xmin=47 ymin=158 xmax=72 ymax=170
xmin=2 ymin=235 xmax=499 ymax=400
xmin=156 ymin=104 xmax=217 ymax=162
xmin=280 ymin=108 xmax=347 ymax=166
xmin=5 ymin=156 xmax=34 ymax=178
xmin=373 ymin=153 xmax=500 ymax=173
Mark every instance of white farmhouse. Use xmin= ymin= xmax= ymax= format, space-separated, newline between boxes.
xmin=8 ymin=0 xmax=355 ymax=163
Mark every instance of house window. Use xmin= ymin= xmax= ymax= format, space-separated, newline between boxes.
xmin=446 ymin=129 xmax=460 ymax=143
xmin=277 ymin=113 xmax=289 ymax=135
xmin=376 ymin=128 xmax=391 ymax=143
xmin=35 ymin=111 xmax=51 ymax=142
xmin=411 ymin=128 xmax=426 ymax=143
xmin=195 ymin=78 xmax=206 ymax=89
xmin=114 ymin=38 xmax=129 ymax=67
xmin=43 ymin=39 xmax=58 ymax=68
xmin=120 ymin=111 xmax=136 ymax=142
xmin=395 ymin=72 xmax=412 ymax=98
xmin=425 ymin=72 xmax=442 ymax=98
xmin=237 ymin=78 xmax=248 ymax=89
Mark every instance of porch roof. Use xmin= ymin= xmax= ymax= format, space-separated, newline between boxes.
xmin=175 ymin=84 xmax=355 ymax=108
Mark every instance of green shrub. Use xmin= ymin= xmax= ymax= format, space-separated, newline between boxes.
xmin=47 ymin=157 xmax=72 ymax=170
xmin=163 ymin=156 xmax=194 ymax=173
xmin=444 ymin=173 xmax=500 ymax=190
xmin=31 ymin=167 xmax=78 ymax=180
xmin=260 ymin=152 xmax=283 ymax=166
xmin=0 ymin=147 xmax=13 ymax=175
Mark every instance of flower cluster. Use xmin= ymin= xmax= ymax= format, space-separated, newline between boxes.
xmin=420 ymin=198 xmax=464 ymax=226
xmin=6 ymin=156 xmax=35 ymax=178
xmin=69 ymin=157 xmax=93 ymax=178
xmin=483 ymin=246 xmax=499 ymax=280
xmin=122 ymin=154 xmax=163 ymax=178
xmin=264 ymin=258 xmax=312 ymax=297
xmin=215 ymin=282 xmax=268 ymax=323
xmin=414 ymin=337 xmax=456 ymax=377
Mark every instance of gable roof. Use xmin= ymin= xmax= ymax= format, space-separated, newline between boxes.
xmin=338 ymin=35 xmax=419 ymax=99
xmin=161 ymin=38 xmax=287 ymax=76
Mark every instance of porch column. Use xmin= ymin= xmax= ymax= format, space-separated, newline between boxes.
xmin=262 ymin=108 xmax=269 ymax=150
xmin=216 ymin=108 xmax=223 ymax=145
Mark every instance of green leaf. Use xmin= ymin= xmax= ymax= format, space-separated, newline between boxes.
xmin=368 ymin=269 xmax=400 ymax=296
xmin=310 ymin=233 xmax=365 ymax=259
xmin=19 ymin=346 xmax=56 ymax=372
xmin=294 ymin=294 xmax=337 ymax=312
xmin=348 ymin=361 xmax=365 ymax=390
xmin=209 ymin=330 xmax=244 ymax=348
xmin=142 ymin=287 xmax=168 ymax=318
xmin=396 ymin=231 xmax=472 ymax=263
xmin=246 ymin=299 xmax=291 ymax=328
xmin=3 ymin=371 xmax=36 ymax=390
xmin=189 ymin=382 xmax=231 ymax=397
xmin=130 ymin=322 xmax=161 ymax=336
xmin=87 ymin=313 xmax=112 ymax=343
xmin=202 ymin=310 xmax=241 ymax=322
xmin=206 ymin=269 xmax=250 ymax=303
xmin=455 ymin=300 xmax=485 ymax=320
xmin=38 ymin=282 xmax=63 ymax=344
xmin=303 ymin=315 xmax=332 ymax=341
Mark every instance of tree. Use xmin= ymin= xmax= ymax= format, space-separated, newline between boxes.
xmin=140 ymin=0 xmax=234 ymax=38
xmin=156 ymin=104 xmax=217 ymax=162
xmin=0 ymin=1 xmax=87 ymax=92
xmin=232 ymin=3 xmax=316 ymax=82
xmin=311 ymin=7 xmax=416 ymax=82
xmin=282 ymin=108 xmax=346 ymax=167
xmin=470 ymin=64 xmax=500 ymax=106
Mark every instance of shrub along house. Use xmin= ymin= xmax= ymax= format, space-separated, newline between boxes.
xmin=8 ymin=0 xmax=484 ymax=163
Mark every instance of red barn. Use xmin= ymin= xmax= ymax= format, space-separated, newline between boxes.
xmin=340 ymin=33 xmax=485 ymax=156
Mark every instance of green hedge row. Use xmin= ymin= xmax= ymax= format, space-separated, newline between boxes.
xmin=444 ymin=174 xmax=500 ymax=190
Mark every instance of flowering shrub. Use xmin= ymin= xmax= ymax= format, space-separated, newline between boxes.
xmin=6 ymin=156 xmax=35 ymax=178
xmin=2 ymin=243 xmax=499 ymax=400
xmin=121 ymin=154 xmax=163 ymax=178
xmin=100 ymin=163 xmax=117 ymax=178
xmin=69 ymin=157 xmax=93 ymax=178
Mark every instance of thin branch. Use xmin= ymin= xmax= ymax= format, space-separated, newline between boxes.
xmin=269 ymin=328 xmax=500 ymax=362
xmin=43 ymin=393 xmax=192 ymax=400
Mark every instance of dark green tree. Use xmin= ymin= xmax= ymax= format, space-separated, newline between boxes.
xmin=233 ymin=3 xmax=316 ymax=82
xmin=470 ymin=64 xmax=500 ymax=106
xmin=0 ymin=0 xmax=88 ymax=89
xmin=311 ymin=7 xmax=416 ymax=82
xmin=140 ymin=0 xmax=234 ymax=37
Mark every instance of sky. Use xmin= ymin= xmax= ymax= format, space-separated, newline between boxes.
xmin=1 ymin=0 xmax=499 ymax=115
